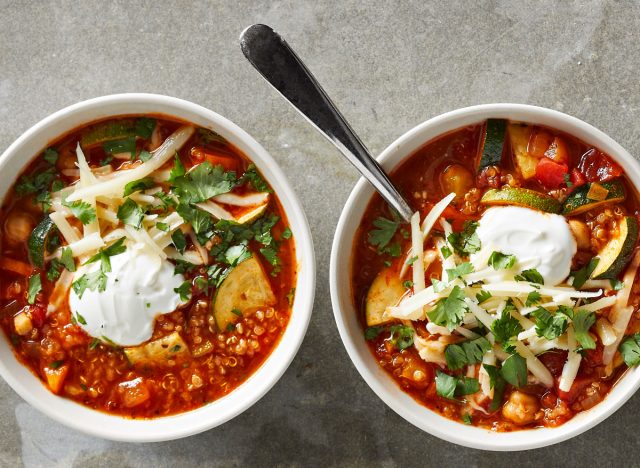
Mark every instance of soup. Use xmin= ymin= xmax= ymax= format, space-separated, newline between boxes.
xmin=352 ymin=120 xmax=640 ymax=431
xmin=0 ymin=115 xmax=296 ymax=417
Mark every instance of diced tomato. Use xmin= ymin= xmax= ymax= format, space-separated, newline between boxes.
xmin=544 ymin=137 xmax=570 ymax=164
xmin=535 ymin=157 xmax=569 ymax=189
xmin=577 ymin=148 xmax=623 ymax=182
xmin=190 ymin=147 xmax=237 ymax=172
xmin=29 ymin=304 xmax=47 ymax=328
xmin=528 ymin=131 xmax=554 ymax=158
xmin=538 ymin=350 xmax=568 ymax=377
xmin=569 ymin=168 xmax=587 ymax=188
xmin=119 ymin=377 xmax=151 ymax=408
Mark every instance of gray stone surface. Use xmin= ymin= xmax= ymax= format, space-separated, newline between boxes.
xmin=1 ymin=0 xmax=640 ymax=466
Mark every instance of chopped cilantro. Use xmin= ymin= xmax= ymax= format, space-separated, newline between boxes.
xmin=620 ymin=334 xmax=640 ymax=366
xmin=49 ymin=360 xmax=64 ymax=369
xmin=117 ymin=198 xmax=144 ymax=229
xmin=406 ymin=255 xmax=418 ymax=265
xmin=428 ymin=285 xmax=468 ymax=331
xmin=368 ymin=216 xmax=400 ymax=253
xmin=139 ymin=151 xmax=152 ymax=162
xmin=573 ymin=310 xmax=596 ymax=350
xmin=75 ymin=311 xmax=87 ymax=325
xmin=156 ymin=222 xmax=169 ymax=232
xmin=174 ymin=281 xmax=192 ymax=302
xmin=462 ymin=413 xmax=472 ymax=425
xmin=431 ymin=278 xmax=446 ymax=293
xmin=134 ymin=117 xmax=156 ymax=139
xmin=62 ymin=199 xmax=97 ymax=225
xmin=231 ymin=308 xmax=243 ymax=317
xmin=482 ymin=364 xmax=506 ymax=411
xmin=173 ymin=161 xmax=237 ymax=203
xmin=446 ymin=262 xmax=474 ymax=281
xmin=500 ymin=353 xmax=527 ymax=387
xmin=103 ymin=136 xmax=136 ymax=158
xmin=72 ymin=270 xmax=108 ymax=298
xmin=286 ymin=287 xmax=296 ymax=306
xmin=89 ymin=338 xmax=100 ymax=350
xmin=531 ymin=306 xmax=569 ymax=340
xmin=571 ymin=258 xmax=599 ymax=289
xmin=435 ymin=370 xmax=479 ymax=399
xmin=514 ymin=268 xmax=544 ymax=285
xmin=15 ymin=168 xmax=56 ymax=196
xmin=171 ymin=229 xmax=187 ymax=254
xmin=281 ymin=227 xmax=292 ymax=239
xmin=444 ymin=336 xmax=491 ymax=371
xmin=447 ymin=221 xmax=481 ymax=255
xmin=27 ymin=274 xmax=41 ymax=304
xmin=239 ymin=164 xmax=271 ymax=192
xmin=476 ymin=290 xmax=492 ymax=303
xmin=43 ymin=148 xmax=58 ymax=165
xmin=403 ymin=280 xmax=414 ymax=289
xmin=168 ymin=153 xmax=186 ymax=182
xmin=389 ymin=324 xmax=414 ymax=350
xmin=488 ymin=251 xmax=516 ymax=270
xmin=525 ymin=291 xmax=541 ymax=307
xmin=491 ymin=302 xmax=523 ymax=345
xmin=441 ymin=245 xmax=452 ymax=259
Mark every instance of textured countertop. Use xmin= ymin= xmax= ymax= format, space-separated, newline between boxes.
xmin=2 ymin=1 xmax=640 ymax=466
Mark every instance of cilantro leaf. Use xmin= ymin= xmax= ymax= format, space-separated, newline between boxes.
xmin=491 ymin=303 xmax=523 ymax=344
xmin=176 ymin=204 xmax=212 ymax=236
xmin=134 ymin=117 xmax=156 ymax=139
xmin=444 ymin=336 xmax=491 ymax=370
xmin=281 ymin=227 xmax=292 ymax=240
xmin=84 ymin=237 xmax=126 ymax=273
xmin=525 ymin=291 xmax=541 ymax=307
xmin=573 ymin=310 xmax=596 ymax=350
xmin=389 ymin=324 xmax=414 ymax=350
xmin=168 ymin=153 xmax=186 ymax=182
xmin=446 ymin=262 xmax=474 ymax=281
xmin=531 ymin=306 xmax=569 ymax=340
xmin=364 ymin=326 xmax=383 ymax=341
xmin=476 ymin=290 xmax=492 ymax=303
xmin=171 ymin=229 xmax=187 ymax=254
xmin=43 ymin=148 xmax=58 ymax=165
xmin=72 ymin=270 xmax=107 ymax=298
xmin=482 ymin=364 xmax=507 ymax=411
xmin=123 ymin=177 xmax=155 ymax=196
xmin=156 ymin=222 xmax=169 ymax=232
xmin=367 ymin=216 xmax=400 ymax=252
xmin=173 ymin=162 xmax=236 ymax=203
xmin=15 ymin=168 xmax=56 ymax=196
xmin=225 ymin=242 xmax=251 ymax=266
xmin=427 ymin=285 xmax=468 ymax=331
xmin=240 ymin=164 xmax=271 ymax=192
xmin=447 ymin=220 xmax=481 ymax=255
xmin=435 ymin=370 xmax=479 ymax=399
xmin=27 ymin=274 xmax=41 ymax=304
xmin=620 ymin=334 xmax=640 ymax=366
xmin=514 ymin=268 xmax=544 ymax=284
xmin=431 ymin=278 xmax=446 ymax=293
xmin=571 ymin=258 xmax=599 ymax=289
xmin=47 ymin=247 xmax=76 ymax=281
xmin=441 ymin=245 xmax=452 ymax=259
xmin=500 ymin=353 xmax=527 ymax=387
xmin=174 ymin=281 xmax=192 ymax=302
xmin=63 ymin=199 xmax=96 ymax=225
xmin=488 ymin=251 xmax=516 ymax=270
xmin=117 ymin=198 xmax=144 ymax=229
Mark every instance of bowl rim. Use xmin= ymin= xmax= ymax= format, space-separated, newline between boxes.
xmin=330 ymin=103 xmax=640 ymax=451
xmin=0 ymin=93 xmax=316 ymax=442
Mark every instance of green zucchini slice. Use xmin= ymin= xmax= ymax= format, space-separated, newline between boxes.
xmin=481 ymin=187 xmax=561 ymax=213
xmin=562 ymin=180 xmax=625 ymax=215
xmin=478 ymin=119 xmax=506 ymax=170
xmin=212 ymin=255 xmax=276 ymax=331
xmin=591 ymin=216 xmax=638 ymax=279
xmin=124 ymin=332 xmax=190 ymax=366
xmin=80 ymin=120 xmax=137 ymax=147
xmin=27 ymin=217 xmax=56 ymax=268
xmin=365 ymin=268 xmax=406 ymax=327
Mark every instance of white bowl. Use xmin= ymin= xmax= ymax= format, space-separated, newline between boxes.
xmin=0 ymin=93 xmax=316 ymax=442
xmin=330 ymin=103 xmax=640 ymax=451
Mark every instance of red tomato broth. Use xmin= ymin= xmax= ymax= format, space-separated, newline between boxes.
xmin=351 ymin=120 xmax=640 ymax=431
xmin=0 ymin=115 xmax=297 ymax=418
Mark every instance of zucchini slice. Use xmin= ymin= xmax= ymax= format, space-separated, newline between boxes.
xmin=478 ymin=119 xmax=506 ymax=170
xmin=591 ymin=216 xmax=638 ymax=279
xmin=80 ymin=120 xmax=137 ymax=146
xmin=213 ymin=256 xmax=276 ymax=330
xmin=27 ymin=217 xmax=56 ymax=268
xmin=562 ymin=180 xmax=625 ymax=215
xmin=507 ymin=123 xmax=537 ymax=179
xmin=366 ymin=268 xmax=406 ymax=326
xmin=124 ymin=332 xmax=190 ymax=366
xmin=481 ymin=187 xmax=561 ymax=213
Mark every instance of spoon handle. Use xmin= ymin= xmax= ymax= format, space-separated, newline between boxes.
xmin=239 ymin=24 xmax=414 ymax=223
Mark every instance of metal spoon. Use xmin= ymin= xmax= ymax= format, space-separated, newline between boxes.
xmin=239 ymin=24 xmax=414 ymax=223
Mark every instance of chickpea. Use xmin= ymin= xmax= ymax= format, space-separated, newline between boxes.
xmin=502 ymin=391 xmax=539 ymax=425
xmin=441 ymin=164 xmax=473 ymax=200
xmin=568 ymin=219 xmax=591 ymax=250
xmin=4 ymin=211 xmax=35 ymax=244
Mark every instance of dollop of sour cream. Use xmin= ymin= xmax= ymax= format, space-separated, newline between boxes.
xmin=68 ymin=248 xmax=186 ymax=346
xmin=471 ymin=206 xmax=577 ymax=285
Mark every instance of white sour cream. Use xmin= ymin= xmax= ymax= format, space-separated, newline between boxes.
xmin=471 ymin=206 xmax=576 ymax=286
xmin=68 ymin=248 xmax=186 ymax=346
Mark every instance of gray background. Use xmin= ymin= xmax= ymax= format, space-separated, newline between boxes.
xmin=1 ymin=0 xmax=640 ymax=466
